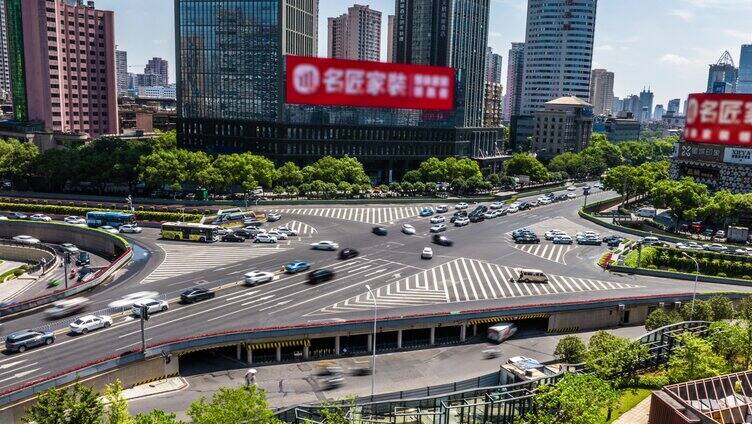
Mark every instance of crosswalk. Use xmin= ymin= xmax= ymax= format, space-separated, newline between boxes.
xmin=141 ymin=243 xmax=288 ymax=284
xmin=268 ymin=207 xmax=422 ymax=224
xmin=279 ymin=220 xmax=317 ymax=236
xmin=311 ymin=257 xmax=641 ymax=314
xmin=513 ymin=243 xmax=575 ymax=265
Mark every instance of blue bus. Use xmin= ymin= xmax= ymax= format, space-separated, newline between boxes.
xmin=86 ymin=211 xmax=135 ymax=228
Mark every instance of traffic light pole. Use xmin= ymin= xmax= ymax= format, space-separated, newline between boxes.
xmin=140 ymin=305 xmax=148 ymax=352
xmin=63 ymin=252 xmax=70 ymax=289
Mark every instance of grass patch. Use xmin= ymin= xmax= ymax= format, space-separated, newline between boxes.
xmin=603 ymin=388 xmax=652 ymax=423
xmin=623 ymin=246 xmax=657 ymax=267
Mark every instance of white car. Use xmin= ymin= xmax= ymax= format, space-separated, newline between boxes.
xmin=29 ymin=214 xmax=52 ymax=222
xmin=276 ymin=226 xmax=298 ymax=236
xmin=566 ymin=192 xmax=577 ymax=199
xmin=132 ymin=299 xmax=169 ymax=316
xmin=254 ymin=234 xmax=278 ymax=243
xmin=455 ymin=202 xmax=469 ymax=210
xmin=506 ymin=206 xmax=519 ymax=214
xmin=401 ymin=224 xmax=416 ymax=235
xmin=567 ymin=186 xmax=577 ymax=192
xmin=0 ymin=216 xmax=7 ymax=220
xmin=483 ymin=211 xmax=496 ymax=219
xmin=99 ymin=226 xmax=119 ymax=234
xmin=436 ymin=205 xmax=449 ymax=213
xmin=454 ymin=217 xmax=470 ymax=227
xmin=64 ymin=216 xmax=86 ymax=225
xmin=107 ymin=291 xmax=159 ymax=309
xmin=430 ymin=215 xmax=446 ymax=224
xmin=12 ymin=235 xmax=40 ymax=244
xmin=244 ymin=270 xmax=275 ymax=286
xmin=544 ymin=230 xmax=567 ymax=240
xmin=539 ymin=197 xmax=552 ymax=205
xmin=311 ymin=240 xmax=339 ymax=251
xmin=267 ymin=230 xmax=288 ymax=240
xmin=430 ymin=224 xmax=447 ymax=233
xmin=704 ymin=243 xmax=726 ymax=252
xmin=60 ymin=243 xmax=79 ymax=253
xmin=69 ymin=314 xmax=112 ymax=335
xmin=489 ymin=202 xmax=504 ymax=210
xmin=119 ymin=224 xmax=142 ymax=234
xmin=553 ymin=235 xmax=573 ymax=245
xmin=421 ymin=247 xmax=434 ymax=259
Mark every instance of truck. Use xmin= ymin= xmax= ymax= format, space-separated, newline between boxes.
xmin=727 ymin=226 xmax=750 ymax=243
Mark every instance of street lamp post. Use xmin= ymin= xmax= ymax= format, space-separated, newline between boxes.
xmin=682 ymin=252 xmax=700 ymax=320
xmin=365 ymin=284 xmax=377 ymax=399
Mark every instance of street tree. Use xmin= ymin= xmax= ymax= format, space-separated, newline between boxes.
xmin=680 ymin=300 xmax=715 ymax=322
xmin=504 ymin=154 xmax=548 ymax=182
xmin=134 ymin=410 xmax=186 ymax=424
xmin=275 ymin=162 xmax=304 ymax=187
xmin=187 ymin=386 xmax=281 ymax=424
xmin=667 ymin=332 xmax=725 ymax=383
xmin=554 ymin=335 xmax=587 ymax=364
xmin=651 ymin=177 xmax=710 ymax=221
xmin=586 ymin=331 xmax=649 ymax=388
xmin=23 ymin=383 xmax=104 ymax=424
xmin=519 ymin=374 xmax=617 ymax=424
xmin=418 ymin=157 xmax=448 ymax=182
xmin=645 ymin=308 xmax=681 ymax=331
xmin=104 ymin=380 xmax=133 ymax=424
xmin=708 ymin=295 xmax=735 ymax=321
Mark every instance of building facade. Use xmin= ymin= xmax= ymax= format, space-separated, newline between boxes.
xmin=483 ymin=81 xmax=502 ymax=127
xmin=503 ymin=42 xmax=524 ymax=122
xmin=738 ymin=44 xmax=752 ymax=94
xmin=386 ymin=14 xmax=395 ymax=62
xmin=6 ymin=0 xmax=118 ymax=137
xmin=144 ymin=57 xmax=169 ymax=85
xmin=707 ymin=51 xmax=738 ymax=93
xmin=485 ymin=47 xmax=502 ymax=84
xmin=589 ymin=69 xmax=614 ymax=116
xmin=138 ymin=85 xmax=176 ymax=100
xmin=0 ymin=0 xmax=11 ymax=104
xmin=667 ymin=98 xmax=680 ymax=114
xmin=653 ymin=104 xmax=664 ymax=121
xmin=532 ymin=96 xmax=593 ymax=158
xmin=116 ymin=50 xmax=128 ymax=96
xmin=327 ymin=4 xmax=381 ymax=62
xmin=393 ymin=0 xmax=491 ymax=128
xmin=604 ymin=117 xmax=640 ymax=142
xmin=639 ymin=89 xmax=654 ymax=122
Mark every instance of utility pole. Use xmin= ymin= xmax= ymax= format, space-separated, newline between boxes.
xmin=63 ymin=252 xmax=70 ymax=289
xmin=126 ymin=195 xmax=134 ymax=212
xmin=140 ymin=304 xmax=149 ymax=352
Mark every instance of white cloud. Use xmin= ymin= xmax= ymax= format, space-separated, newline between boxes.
xmin=669 ymin=9 xmax=694 ymax=22
xmin=660 ymin=54 xmax=692 ymax=66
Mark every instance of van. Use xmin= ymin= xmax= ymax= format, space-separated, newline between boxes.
xmin=641 ymin=236 xmax=660 ymax=245
xmin=636 ymin=207 xmax=657 ymax=218
xmin=516 ymin=269 xmax=548 ymax=284
xmin=488 ymin=323 xmax=518 ymax=343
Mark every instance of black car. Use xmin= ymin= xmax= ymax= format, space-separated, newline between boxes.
xmin=234 ymin=229 xmax=254 ymax=239
xmin=372 ymin=227 xmax=388 ymax=236
xmin=602 ymin=235 xmax=623 ymax=243
xmin=180 ymin=287 xmax=215 ymax=304
xmin=221 ymin=233 xmax=246 ymax=243
xmin=450 ymin=211 xmax=468 ymax=223
xmin=577 ymin=237 xmax=602 ymax=246
xmin=75 ymin=251 xmax=91 ymax=266
xmin=469 ymin=214 xmax=485 ymax=223
xmin=5 ymin=329 xmax=55 ymax=353
xmin=516 ymin=235 xmax=540 ymax=244
xmin=518 ymin=202 xmax=531 ymax=210
xmin=432 ymin=235 xmax=454 ymax=246
xmin=607 ymin=238 xmax=623 ymax=247
xmin=308 ymin=269 xmax=335 ymax=284
xmin=470 ymin=205 xmax=488 ymax=216
xmin=77 ymin=266 xmax=94 ymax=282
xmin=338 ymin=248 xmax=359 ymax=260
xmin=8 ymin=212 xmax=27 ymax=220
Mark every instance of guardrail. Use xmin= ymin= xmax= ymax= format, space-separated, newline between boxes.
xmin=0 ymin=240 xmax=59 ymax=275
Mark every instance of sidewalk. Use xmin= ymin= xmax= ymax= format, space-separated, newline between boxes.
xmin=613 ymin=395 xmax=651 ymax=424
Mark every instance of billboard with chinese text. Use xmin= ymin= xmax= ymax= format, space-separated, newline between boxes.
xmin=684 ymin=93 xmax=752 ymax=146
xmin=286 ymin=56 xmax=455 ymax=111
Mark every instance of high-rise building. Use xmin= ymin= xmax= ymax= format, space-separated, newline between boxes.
xmin=483 ymin=81 xmax=503 ymax=127
xmin=116 ymin=50 xmax=128 ymax=96
xmin=0 ymin=0 xmax=11 ymax=104
xmin=621 ymin=94 xmax=641 ymax=119
xmin=653 ymin=104 xmax=665 ymax=121
xmin=135 ymin=73 xmax=163 ymax=88
xmin=145 ymin=57 xmax=169 ymax=85
xmin=393 ymin=0 xmax=491 ymax=127
xmin=639 ymin=88 xmax=654 ymax=122
xmin=327 ymin=4 xmax=381 ymax=61
xmin=520 ymin=0 xmax=597 ymax=116
xmin=738 ymin=44 xmax=752 ymax=94
xmin=707 ymin=51 xmax=738 ymax=93
xmin=386 ymin=15 xmax=395 ymax=62
xmin=667 ymin=98 xmax=681 ymax=114
xmin=589 ymin=69 xmax=614 ymax=116
xmin=503 ymin=42 xmax=524 ymax=122
xmin=612 ymin=97 xmax=623 ymax=114
xmin=6 ymin=0 xmax=118 ymax=136
xmin=485 ymin=47 xmax=503 ymax=84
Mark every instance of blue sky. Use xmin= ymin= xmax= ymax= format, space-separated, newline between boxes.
xmin=97 ymin=0 xmax=752 ymax=108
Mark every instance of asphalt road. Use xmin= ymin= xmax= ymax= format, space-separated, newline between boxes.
xmin=0 ymin=187 xmax=749 ymax=395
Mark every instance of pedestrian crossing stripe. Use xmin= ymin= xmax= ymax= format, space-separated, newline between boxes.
xmin=512 ymin=243 xmax=574 ymax=264
xmin=268 ymin=207 xmax=422 ymax=224
xmin=469 ymin=314 xmax=550 ymax=325
xmin=248 ymin=339 xmax=310 ymax=350
xmin=280 ymin=220 xmax=317 ymax=236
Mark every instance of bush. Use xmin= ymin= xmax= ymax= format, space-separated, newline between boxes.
xmin=0 ymin=201 xmax=202 ymax=223
xmin=645 ymin=309 xmax=680 ymax=331
xmin=637 ymin=373 xmax=669 ymax=389
xmin=708 ymin=296 xmax=735 ymax=321
xmin=554 ymin=336 xmax=587 ymax=364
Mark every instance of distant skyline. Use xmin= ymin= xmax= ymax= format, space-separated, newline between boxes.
xmin=96 ymin=0 xmax=752 ymax=108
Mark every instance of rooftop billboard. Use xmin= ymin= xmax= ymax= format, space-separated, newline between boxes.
xmin=684 ymin=93 xmax=752 ymax=146
xmin=286 ymin=56 xmax=455 ymax=111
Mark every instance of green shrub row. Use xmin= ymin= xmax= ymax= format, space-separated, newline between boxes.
xmin=626 ymin=245 xmax=752 ymax=280
xmin=0 ymin=265 xmax=27 ymax=282
xmin=0 ymin=202 xmax=203 ymax=223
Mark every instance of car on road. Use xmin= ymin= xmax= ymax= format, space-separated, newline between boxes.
xmin=553 ymin=235 xmax=573 ymax=245
xmin=538 ymin=197 xmax=552 ymax=205
xmin=338 ymin=248 xmax=359 ymax=260
xmin=577 ymin=237 xmax=602 ymax=246
xmin=267 ymin=230 xmax=288 ymax=240
xmin=221 ymin=233 xmax=246 ymax=243
xmin=421 ymin=247 xmax=433 ymax=259
xmin=107 ymin=291 xmax=159 ymax=309
xmin=555 ymin=194 xmax=569 ymax=201
xmin=483 ymin=211 xmax=496 ymax=220
xmin=12 ymin=235 xmax=40 ymax=244
xmin=29 ymin=214 xmax=52 ymax=222
xmin=132 ymin=299 xmax=169 ymax=316
xmin=704 ymin=243 xmax=727 ymax=252
xmin=489 ymin=202 xmax=504 ymax=210
xmin=401 ymin=224 xmax=417 ymax=235
xmin=5 ymin=329 xmax=55 ymax=353
xmin=100 ymin=225 xmax=119 ymax=234
xmin=430 ymin=223 xmax=447 ymax=233
xmin=506 ymin=205 xmax=519 ymax=214
xmin=243 ymin=219 xmax=263 ymax=227
xmin=454 ymin=202 xmax=468 ymax=210
xmin=276 ymin=226 xmax=298 ymax=236
xmin=450 ymin=211 xmax=468 ymax=223
xmin=244 ymin=270 xmax=275 ymax=286
xmin=715 ymin=230 xmax=726 ymax=239
xmin=307 ymin=269 xmax=335 ymax=284
xmin=436 ymin=205 xmax=449 ymax=213
xmin=607 ymin=237 xmax=624 ymax=247
xmin=60 ymin=243 xmax=79 ymax=254
xmin=512 ymin=228 xmax=532 ymax=238
xmin=45 ymin=297 xmax=89 ymax=318
xmin=527 ymin=199 xmax=540 ymax=208
xmin=311 ymin=240 xmax=339 ymax=251
xmin=640 ymin=236 xmax=661 ymax=246
xmin=430 ymin=215 xmax=446 ymax=224
xmin=454 ymin=217 xmax=469 ymax=227
xmin=254 ymin=234 xmax=278 ymax=244
xmin=567 ymin=186 xmax=577 ymax=192
xmin=8 ymin=212 xmax=27 ymax=220
xmin=266 ymin=212 xmax=282 ymax=222
xmin=180 ymin=287 xmax=215 ymax=304
xmin=469 ymin=214 xmax=484 ymax=223
xmin=244 ymin=227 xmax=266 ymax=237
xmin=75 ymin=251 xmax=91 ymax=266
xmin=372 ymin=226 xmax=388 ymax=236
xmin=419 ymin=207 xmax=434 ymax=217
xmin=285 ymin=261 xmax=311 ymax=274
xmin=432 ymin=235 xmax=454 ymax=246
xmin=544 ymin=230 xmax=567 ymax=240
xmin=233 ymin=228 xmax=254 ymax=239
xmin=69 ymin=315 xmax=112 ymax=335
xmin=566 ymin=192 xmax=577 ymax=199
xmin=119 ymin=224 xmax=143 ymax=234
xmin=64 ymin=216 xmax=86 ymax=225
xmin=515 ymin=234 xmax=540 ymax=244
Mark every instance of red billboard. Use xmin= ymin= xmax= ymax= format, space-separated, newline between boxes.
xmin=684 ymin=93 xmax=752 ymax=146
xmin=286 ymin=56 xmax=455 ymax=111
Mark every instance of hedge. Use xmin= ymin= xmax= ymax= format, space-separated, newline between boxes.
xmin=625 ymin=245 xmax=752 ymax=280
xmin=0 ymin=202 xmax=203 ymax=223
xmin=0 ymin=265 xmax=26 ymax=283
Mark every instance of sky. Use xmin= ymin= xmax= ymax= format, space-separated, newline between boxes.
xmin=96 ymin=0 xmax=752 ymax=109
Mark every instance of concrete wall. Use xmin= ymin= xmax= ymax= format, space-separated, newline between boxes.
xmin=549 ymin=304 xmax=651 ymax=331
xmin=0 ymin=244 xmax=54 ymax=265
xmin=0 ymin=355 xmax=178 ymax=424
xmin=0 ymin=221 xmax=127 ymax=259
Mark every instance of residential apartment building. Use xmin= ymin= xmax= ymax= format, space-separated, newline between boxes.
xmin=327 ymin=4 xmax=381 ymax=61
xmin=589 ymin=69 xmax=614 ymax=116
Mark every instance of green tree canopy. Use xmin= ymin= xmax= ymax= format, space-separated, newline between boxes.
xmin=504 ymin=154 xmax=548 ymax=182
xmin=104 ymin=380 xmax=133 ymax=424
xmin=24 ymin=383 xmax=103 ymax=424
xmin=134 ymin=410 xmax=186 ymax=424
xmin=651 ymin=177 xmax=710 ymax=221
xmin=275 ymin=162 xmax=304 ymax=187
xmin=667 ymin=332 xmax=726 ymax=384
xmin=519 ymin=374 xmax=617 ymax=424
xmin=586 ymin=331 xmax=649 ymax=388
xmin=554 ymin=335 xmax=587 ymax=364
xmin=187 ymin=386 xmax=281 ymax=424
